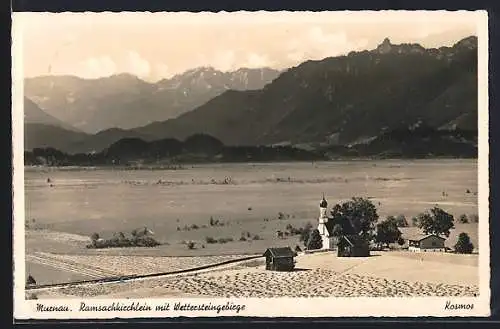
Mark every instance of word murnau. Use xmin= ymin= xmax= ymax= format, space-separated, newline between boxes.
xmin=444 ymin=301 xmax=474 ymax=310
xmin=36 ymin=304 xmax=70 ymax=312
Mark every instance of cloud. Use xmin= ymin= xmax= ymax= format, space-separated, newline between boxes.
xmin=124 ymin=51 xmax=151 ymax=78
xmin=76 ymin=56 xmax=117 ymax=79
xmin=285 ymin=27 xmax=369 ymax=64
xmin=210 ymin=50 xmax=236 ymax=71
xmin=243 ymin=53 xmax=273 ymax=68
xmin=153 ymin=63 xmax=171 ymax=80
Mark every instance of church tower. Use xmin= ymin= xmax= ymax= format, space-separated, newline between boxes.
xmin=317 ymin=194 xmax=332 ymax=250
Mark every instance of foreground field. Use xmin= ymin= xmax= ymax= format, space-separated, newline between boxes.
xmin=31 ymin=251 xmax=479 ymax=299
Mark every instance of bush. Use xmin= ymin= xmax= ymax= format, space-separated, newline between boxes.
xmin=187 ymin=241 xmax=195 ymax=249
xmin=252 ymin=235 xmax=262 ymax=240
xmin=239 ymin=236 xmax=247 ymax=241
xmin=295 ymin=245 xmax=302 ymax=252
xmin=26 ymin=275 xmax=37 ymax=286
xmin=205 ymin=236 xmax=217 ymax=244
xmin=190 ymin=224 xmax=199 ymax=230
xmin=86 ymin=232 xmax=160 ymax=248
xmin=469 ymin=214 xmax=479 ymax=223
xmin=218 ymin=237 xmax=233 ymax=244
xmin=458 ymin=214 xmax=469 ymax=224
xmin=454 ymin=232 xmax=474 ymax=254
xmin=397 ymin=237 xmax=405 ymax=246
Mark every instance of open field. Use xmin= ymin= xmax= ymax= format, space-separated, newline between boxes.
xmin=23 ymin=160 xmax=479 ymax=285
xmin=30 ymin=251 xmax=479 ymax=299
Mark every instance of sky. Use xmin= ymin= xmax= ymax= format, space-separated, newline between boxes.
xmin=14 ymin=11 xmax=480 ymax=82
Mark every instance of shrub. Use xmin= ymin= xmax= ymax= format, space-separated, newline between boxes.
xmin=454 ymin=233 xmax=474 ymax=254
xmin=458 ymin=214 xmax=469 ymax=224
xmin=252 ymin=235 xmax=262 ymax=240
xmin=187 ymin=241 xmax=195 ymax=249
xmin=205 ymin=236 xmax=217 ymax=244
xmin=469 ymin=214 xmax=479 ymax=223
xmin=26 ymin=275 xmax=37 ymax=286
xmin=239 ymin=236 xmax=247 ymax=241
xmin=90 ymin=232 xmax=100 ymax=241
xmin=278 ymin=212 xmax=285 ymax=220
xmin=397 ymin=237 xmax=405 ymax=246
xmin=295 ymin=245 xmax=302 ymax=252
xmin=190 ymin=224 xmax=199 ymax=230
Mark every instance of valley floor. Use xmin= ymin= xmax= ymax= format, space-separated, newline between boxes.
xmin=26 ymin=249 xmax=479 ymax=299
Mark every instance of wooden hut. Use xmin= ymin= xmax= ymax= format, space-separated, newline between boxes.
xmin=406 ymin=233 xmax=446 ymax=252
xmin=263 ymin=247 xmax=297 ymax=271
xmin=337 ymin=235 xmax=370 ymax=257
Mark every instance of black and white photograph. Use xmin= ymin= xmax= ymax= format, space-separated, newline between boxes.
xmin=12 ymin=10 xmax=490 ymax=318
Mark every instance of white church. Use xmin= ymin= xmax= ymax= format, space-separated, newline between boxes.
xmin=317 ymin=194 xmax=337 ymax=250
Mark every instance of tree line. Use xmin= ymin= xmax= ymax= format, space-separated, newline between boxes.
xmin=299 ymin=197 xmax=475 ymax=254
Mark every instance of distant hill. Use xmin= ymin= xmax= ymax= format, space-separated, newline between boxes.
xmin=24 ymin=68 xmax=281 ymax=133
xmin=25 ymin=134 xmax=325 ymax=166
xmin=24 ymin=98 xmax=79 ymax=132
xmin=133 ymin=36 xmax=478 ymax=147
xmin=24 ymin=123 xmax=88 ymax=152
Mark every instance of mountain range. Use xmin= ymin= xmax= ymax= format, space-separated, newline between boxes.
xmin=24 ymin=67 xmax=281 ymax=133
xmin=23 ymin=36 xmax=478 ymax=158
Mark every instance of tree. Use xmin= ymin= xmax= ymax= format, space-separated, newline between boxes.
xmin=397 ymin=237 xmax=405 ymax=246
xmin=329 ymin=197 xmax=379 ymax=240
xmin=307 ymin=229 xmax=323 ymax=250
xmin=299 ymin=222 xmax=313 ymax=246
xmin=395 ymin=214 xmax=409 ymax=227
xmin=332 ymin=223 xmax=343 ymax=237
xmin=375 ymin=217 xmax=402 ymax=248
xmin=90 ymin=232 xmax=100 ymax=247
xmin=458 ymin=214 xmax=469 ymax=224
xmin=454 ymin=232 xmax=474 ymax=254
xmin=416 ymin=207 xmax=455 ymax=237
xmin=26 ymin=275 xmax=37 ymax=286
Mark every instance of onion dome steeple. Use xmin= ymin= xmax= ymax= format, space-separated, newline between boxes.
xmin=320 ymin=193 xmax=328 ymax=208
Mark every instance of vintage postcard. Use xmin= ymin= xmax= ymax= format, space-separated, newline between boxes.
xmin=12 ymin=10 xmax=490 ymax=319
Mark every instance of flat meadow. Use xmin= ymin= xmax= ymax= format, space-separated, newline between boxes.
xmin=22 ymin=159 xmax=480 ymax=285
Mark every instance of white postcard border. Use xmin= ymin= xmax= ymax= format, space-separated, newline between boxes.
xmin=12 ymin=10 xmax=491 ymax=319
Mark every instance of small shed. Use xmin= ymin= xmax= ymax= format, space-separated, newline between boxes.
xmin=406 ymin=233 xmax=446 ymax=252
xmin=263 ymin=247 xmax=297 ymax=271
xmin=337 ymin=235 xmax=370 ymax=257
